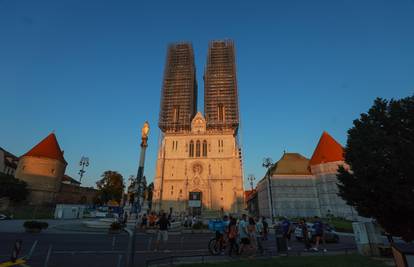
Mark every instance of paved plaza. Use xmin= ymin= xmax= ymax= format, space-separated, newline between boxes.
xmin=0 ymin=220 xmax=356 ymax=267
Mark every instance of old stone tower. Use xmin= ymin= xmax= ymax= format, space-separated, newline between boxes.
xmin=15 ymin=133 xmax=67 ymax=204
xmin=153 ymin=40 xmax=245 ymax=216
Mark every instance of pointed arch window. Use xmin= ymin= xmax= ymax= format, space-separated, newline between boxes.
xmin=173 ymin=106 xmax=180 ymax=123
xmin=218 ymin=104 xmax=225 ymax=122
xmin=189 ymin=141 xmax=194 ymax=157
xmin=202 ymin=140 xmax=207 ymax=157
xmin=196 ymin=140 xmax=201 ymax=157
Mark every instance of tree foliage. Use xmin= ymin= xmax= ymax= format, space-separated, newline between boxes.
xmin=337 ymin=96 xmax=414 ymax=241
xmin=96 ymin=171 xmax=125 ymax=204
xmin=0 ymin=173 xmax=29 ymax=202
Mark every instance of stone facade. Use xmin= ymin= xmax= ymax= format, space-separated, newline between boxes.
xmin=153 ymin=112 xmax=244 ymax=215
xmin=55 ymin=183 xmax=98 ymax=205
xmin=311 ymin=162 xmax=355 ymax=218
xmin=257 ymin=159 xmax=355 ymax=219
xmin=15 ymin=155 xmax=66 ymax=204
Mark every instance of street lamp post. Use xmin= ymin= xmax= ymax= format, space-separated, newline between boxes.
xmin=78 ymin=156 xmax=89 ymax=183
xmin=262 ymin=158 xmax=275 ymax=223
xmin=247 ymin=174 xmax=256 ymax=191
xmin=128 ymin=121 xmax=150 ymax=267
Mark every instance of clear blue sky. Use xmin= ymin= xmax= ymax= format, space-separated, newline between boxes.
xmin=1 ymin=0 xmax=413 ymax=188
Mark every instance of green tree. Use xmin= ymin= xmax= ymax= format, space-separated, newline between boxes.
xmin=0 ymin=173 xmax=29 ymax=202
xmin=96 ymin=171 xmax=125 ymax=204
xmin=337 ymin=96 xmax=414 ymax=241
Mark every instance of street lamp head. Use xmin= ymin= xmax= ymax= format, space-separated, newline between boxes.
xmin=141 ymin=121 xmax=150 ymax=139
xmin=248 ymin=174 xmax=256 ymax=181
xmin=262 ymin=157 xmax=273 ymax=169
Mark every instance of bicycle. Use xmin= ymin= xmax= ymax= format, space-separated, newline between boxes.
xmin=208 ymin=231 xmax=225 ymax=255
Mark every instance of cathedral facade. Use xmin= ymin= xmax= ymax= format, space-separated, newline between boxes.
xmin=153 ymin=41 xmax=245 ymax=216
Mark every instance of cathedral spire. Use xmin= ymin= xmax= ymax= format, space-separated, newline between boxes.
xmin=158 ymin=42 xmax=197 ymax=132
xmin=204 ymin=40 xmax=239 ymax=131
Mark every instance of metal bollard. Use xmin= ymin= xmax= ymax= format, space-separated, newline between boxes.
xmin=24 ymin=240 xmax=38 ymax=260
xmin=112 ymin=236 xmax=117 ymax=250
xmin=43 ymin=245 xmax=53 ymax=267
xmin=124 ymin=228 xmax=134 ymax=267
xmin=116 ymin=254 xmax=123 ymax=267
xmin=147 ymin=237 xmax=152 ymax=251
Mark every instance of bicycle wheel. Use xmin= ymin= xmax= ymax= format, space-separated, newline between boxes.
xmin=208 ymin=238 xmax=221 ymax=255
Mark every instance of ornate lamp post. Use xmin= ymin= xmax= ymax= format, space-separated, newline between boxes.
xmin=78 ymin=156 xmax=89 ymax=183
xmin=128 ymin=121 xmax=149 ymax=267
xmin=262 ymin=157 xmax=275 ymax=223
xmin=247 ymin=174 xmax=256 ymax=191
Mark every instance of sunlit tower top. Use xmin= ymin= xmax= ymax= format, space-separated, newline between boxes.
xmin=204 ymin=40 xmax=239 ymax=132
xmin=159 ymin=42 xmax=197 ymax=132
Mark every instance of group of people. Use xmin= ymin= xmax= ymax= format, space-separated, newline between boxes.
xmin=183 ymin=215 xmax=199 ymax=228
xmin=133 ymin=211 xmax=329 ymax=254
xmin=137 ymin=212 xmax=173 ymax=251
xmin=280 ymin=216 xmax=327 ymax=252
xmin=139 ymin=212 xmax=160 ymax=230
xmin=215 ymin=214 xmax=270 ymax=257
xmin=217 ymin=215 xmax=328 ymax=256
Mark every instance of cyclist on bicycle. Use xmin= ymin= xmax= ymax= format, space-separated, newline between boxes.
xmin=217 ymin=215 xmax=230 ymax=253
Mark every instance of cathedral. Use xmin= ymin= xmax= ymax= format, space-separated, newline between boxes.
xmin=152 ymin=40 xmax=245 ymax=216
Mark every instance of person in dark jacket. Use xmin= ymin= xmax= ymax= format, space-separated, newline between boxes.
xmin=300 ymin=218 xmax=311 ymax=251
xmin=155 ymin=213 xmax=171 ymax=251
xmin=312 ymin=216 xmax=327 ymax=252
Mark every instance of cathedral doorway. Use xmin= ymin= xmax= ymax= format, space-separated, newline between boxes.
xmin=189 ymin=191 xmax=202 ymax=216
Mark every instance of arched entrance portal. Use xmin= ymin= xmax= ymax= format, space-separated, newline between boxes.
xmin=189 ymin=191 xmax=202 ymax=216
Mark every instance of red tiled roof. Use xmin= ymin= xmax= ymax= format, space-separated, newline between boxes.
xmin=244 ymin=189 xmax=256 ymax=200
xmin=309 ymin=131 xmax=344 ymax=166
xmin=23 ymin=133 xmax=67 ymax=164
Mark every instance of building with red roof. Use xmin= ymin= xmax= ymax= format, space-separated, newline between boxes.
xmin=309 ymin=131 xmax=344 ymax=166
xmin=256 ymin=131 xmax=355 ymax=219
xmin=15 ymin=133 xmax=68 ymax=204
xmin=22 ymin=133 xmax=67 ymax=164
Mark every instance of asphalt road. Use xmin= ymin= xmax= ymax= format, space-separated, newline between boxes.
xmin=0 ymin=231 xmax=356 ymax=267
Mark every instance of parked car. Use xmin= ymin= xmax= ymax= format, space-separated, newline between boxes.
xmin=0 ymin=213 xmax=12 ymax=220
xmin=294 ymin=223 xmax=339 ymax=243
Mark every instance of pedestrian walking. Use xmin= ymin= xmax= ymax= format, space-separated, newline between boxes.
xmin=140 ymin=214 xmax=148 ymax=230
xmin=255 ymin=217 xmax=264 ymax=254
xmin=238 ymin=214 xmax=250 ymax=255
xmin=300 ymin=219 xmax=311 ymax=251
xmin=227 ymin=217 xmax=238 ymax=256
xmin=247 ymin=217 xmax=257 ymax=256
xmin=262 ymin=216 xmax=269 ymax=240
xmin=281 ymin=216 xmax=292 ymax=250
xmin=312 ymin=216 xmax=327 ymax=252
xmin=155 ymin=213 xmax=171 ymax=252
xmin=122 ymin=212 xmax=128 ymax=225
xmin=148 ymin=212 xmax=155 ymax=228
